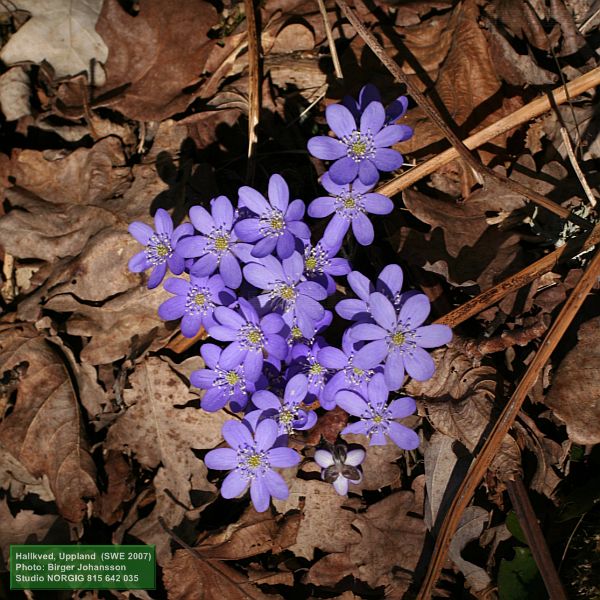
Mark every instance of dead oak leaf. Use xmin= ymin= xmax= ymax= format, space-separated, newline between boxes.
xmin=0 ymin=323 xmax=97 ymax=523
xmin=0 ymin=0 xmax=108 ymax=84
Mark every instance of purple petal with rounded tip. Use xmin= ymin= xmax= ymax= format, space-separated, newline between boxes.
xmin=359 ymin=340 xmax=388 ymax=364
xmin=238 ymin=186 xmax=270 ymax=214
xmin=219 ymin=252 xmax=241 ymax=289
xmin=372 ymin=148 xmax=403 ymax=171
xmin=129 ymin=221 xmax=153 ymax=245
xmin=255 ymin=418 xmax=278 ymax=451
xmin=358 ymin=159 xmax=379 ymax=187
xmin=320 ymin=172 xmax=345 ymax=195
xmin=167 ymin=253 xmax=185 ymax=275
xmin=373 ymin=124 xmax=411 ymax=147
xmin=285 ymin=199 xmax=305 ymax=221
xmin=360 ymin=101 xmax=385 ymax=135
xmin=158 ymin=296 xmax=186 ymax=321
xmin=384 ymin=351 xmax=405 ymax=390
xmin=176 ymin=236 xmax=207 ymax=258
xmin=404 ymin=346 xmax=435 ymax=381
xmin=251 ymin=236 xmax=278 ymax=258
xmin=245 ymin=350 xmax=263 ymax=381
xmin=287 ymin=220 xmax=311 ymax=240
xmin=377 ymin=264 xmax=403 ymax=296
xmin=333 ymin=475 xmax=349 ymax=495
xmin=364 ymin=193 xmax=394 ymax=215
xmin=369 ymin=292 xmax=397 ymax=331
xmin=314 ymin=449 xmax=335 ymax=468
xmin=268 ymin=447 xmax=301 ymax=468
xmin=351 ymin=323 xmax=387 ymax=341
xmin=208 ymin=325 xmax=238 ymax=341
xmin=336 ymin=389 xmax=368 ymax=416
xmin=264 ymin=470 xmax=290 ymax=500
xmin=323 ymin=214 xmax=349 ymax=248
xmin=154 ymin=208 xmax=173 ymax=235
xmin=285 ymin=373 xmax=308 ymax=403
xmin=264 ymin=334 xmax=287 ymax=360
xmin=244 ymin=263 xmax=276 ymax=290
xmin=399 ymin=293 xmax=430 ymax=328
xmin=335 ymin=298 xmax=368 ymax=321
xmin=388 ymin=396 xmax=416 ymax=419
xmin=370 ymin=431 xmax=387 ymax=446
xmin=308 ymin=136 xmax=347 ymax=160
xmin=190 ymin=368 xmax=217 ymax=389
xmin=326 ymin=103 xmax=356 ymax=139
xmin=354 ymin=344 xmax=383 ymax=369
xmin=261 ymin=312 xmax=285 ymax=333
xmin=189 ymin=205 xmax=215 ymax=235
xmin=220 ymin=343 xmax=246 ymax=370
xmin=128 ymin=251 xmax=151 ymax=273
xmin=346 ymin=448 xmax=366 ymax=466
xmin=329 ymin=157 xmax=358 ymax=185
xmin=204 ymin=448 xmax=237 ymax=470
xmin=318 ymin=346 xmax=347 ymax=369
xmin=222 ymin=419 xmax=254 ymax=449
xmin=147 ymin=263 xmax=167 ymax=289
xmin=348 ymin=271 xmax=372 ymax=301
xmin=298 ymin=281 xmax=327 ymax=301
xmin=352 ymin=212 xmax=374 ymax=245
xmin=252 ymin=390 xmax=280 ymax=410
xmin=341 ymin=421 xmax=370 ymax=435
xmin=322 ymin=371 xmax=345 ymax=406
xmin=283 ymin=252 xmax=304 ymax=282
xmin=234 ymin=218 xmax=261 ymax=242
xmin=214 ymin=306 xmax=246 ymax=329
xmin=211 ymin=195 xmax=233 ymax=229
xmin=172 ymin=222 xmax=194 ymax=244
xmin=415 ymin=324 xmax=452 ymax=348
xmin=190 ymin=253 xmax=218 ymax=278
xmin=268 ymin=174 xmax=289 ymax=212
xmin=328 ymin=257 xmax=351 ymax=275
xmin=202 ymin=388 xmax=227 ymax=412
xmin=200 ymin=343 xmax=221 ymax=369
xmin=388 ymin=421 xmax=420 ymax=450
xmin=367 ymin=373 xmax=388 ymax=406
xmin=221 ymin=471 xmax=249 ymax=498
xmin=277 ymin=231 xmax=295 ymax=259
xmin=250 ymin=478 xmax=270 ymax=512
xmin=163 ymin=277 xmax=189 ymax=295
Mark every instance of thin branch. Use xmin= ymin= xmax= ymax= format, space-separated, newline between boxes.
xmin=559 ymin=127 xmax=596 ymax=208
xmin=376 ymin=66 xmax=600 ymax=198
xmin=244 ymin=0 xmax=261 ymax=184
xmin=335 ymin=0 xmax=589 ymax=224
xmin=417 ymin=241 xmax=600 ymax=599
xmin=317 ymin=0 xmax=343 ymax=79
xmin=506 ymin=477 xmax=568 ymax=600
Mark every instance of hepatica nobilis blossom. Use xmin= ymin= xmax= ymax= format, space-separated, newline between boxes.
xmin=204 ymin=418 xmax=301 ymax=512
xmin=176 ymin=195 xmax=247 ymax=289
xmin=158 ymin=274 xmax=235 ymax=338
xmin=288 ymin=337 xmax=331 ymax=404
xmin=351 ymin=291 xmax=452 ymax=390
xmin=252 ymin=373 xmax=317 ymax=435
xmin=308 ymin=173 xmax=393 ymax=247
xmin=315 ymin=442 xmax=365 ymax=495
xmin=243 ymin=253 xmax=327 ymax=337
xmin=235 ymin=174 xmax=311 ymax=259
xmin=128 ymin=208 xmax=193 ymax=289
xmin=191 ymin=343 xmax=260 ymax=412
xmin=303 ymin=239 xmax=351 ymax=296
xmin=343 ymin=83 xmax=409 ymax=126
xmin=307 ymin=101 xmax=412 ymax=186
xmin=336 ymin=373 xmax=419 ymax=450
xmin=209 ymin=298 xmax=288 ymax=380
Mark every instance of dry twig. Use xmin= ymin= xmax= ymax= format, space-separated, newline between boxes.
xmin=244 ymin=0 xmax=261 ymax=183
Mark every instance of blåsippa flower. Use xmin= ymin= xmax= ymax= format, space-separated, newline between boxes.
xmin=204 ymin=418 xmax=301 ymax=512
xmin=303 ymin=238 xmax=351 ymax=296
xmin=308 ymin=173 xmax=393 ymax=246
xmin=158 ymin=274 xmax=235 ymax=338
xmin=350 ymin=292 xmax=452 ymax=390
xmin=307 ymin=101 xmax=412 ymax=186
xmin=235 ymin=174 xmax=311 ymax=259
xmin=128 ymin=208 xmax=193 ymax=289
xmin=336 ymin=373 xmax=419 ymax=450
xmin=342 ymin=83 xmax=409 ymax=126
xmin=314 ymin=442 xmax=365 ymax=495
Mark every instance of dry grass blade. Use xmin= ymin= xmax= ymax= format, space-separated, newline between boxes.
xmin=559 ymin=127 xmax=597 ymax=208
xmin=435 ymin=223 xmax=600 ymax=328
xmin=244 ymin=0 xmax=260 ymax=183
xmin=377 ymin=66 xmax=600 ymax=198
xmin=335 ymin=0 xmax=583 ymax=223
xmin=417 ymin=241 xmax=600 ymax=599
xmin=317 ymin=0 xmax=343 ymax=79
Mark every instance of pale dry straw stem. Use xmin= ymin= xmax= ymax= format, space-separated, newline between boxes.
xmin=244 ymin=0 xmax=261 ymax=183
xmin=335 ymin=0 xmax=592 ymax=222
xmin=559 ymin=126 xmax=597 ymax=208
xmin=377 ymin=66 xmax=600 ymax=198
xmin=317 ymin=0 xmax=343 ymax=79
xmin=418 ymin=241 xmax=600 ymax=599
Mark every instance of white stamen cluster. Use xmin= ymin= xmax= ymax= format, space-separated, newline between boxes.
xmin=145 ymin=233 xmax=173 ymax=265
xmin=342 ymin=130 xmax=375 ymax=163
xmin=237 ymin=444 xmax=270 ymax=480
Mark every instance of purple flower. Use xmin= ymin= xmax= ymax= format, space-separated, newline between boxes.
xmin=176 ymin=196 xmax=248 ymax=289
xmin=252 ymin=373 xmax=317 ymax=435
xmin=284 ymin=310 xmax=333 ymax=354
xmin=209 ymin=298 xmax=288 ymax=381
xmin=318 ymin=331 xmax=380 ymax=408
xmin=308 ymin=173 xmax=393 ymax=246
xmin=303 ymin=239 xmax=351 ymax=295
xmin=307 ymin=101 xmax=412 ymax=186
xmin=158 ymin=275 xmax=235 ymax=338
xmin=336 ymin=264 xmax=405 ymax=321
xmin=204 ymin=418 xmax=301 ymax=512
xmin=243 ymin=253 xmax=327 ymax=337
xmin=350 ymin=292 xmax=452 ymax=390
xmin=191 ymin=343 xmax=260 ymax=412
xmin=342 ymin=84 xmax=409 ymax=126
xmin=288 ymin=337 xmax=331 ymax=404
xmin=336 ymin=373 xmax=419 ymax=449
xmin=128 ymin=209 xmax=193 ymax=289
xmin=314 ymin=442 xmax=365 ymax=495
xmin=235 ymin=174 xmax=311 ymax=259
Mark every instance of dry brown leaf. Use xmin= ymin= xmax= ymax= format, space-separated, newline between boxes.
xmin=272 ymin=477 xmax=361 ymax=559
xmin=0 ymin=323 xmax=97 ymax=522
xmin=545 ymin=316 xmax=600 ymax=444
xmin=105 ymin=358 xmax=228 ymax=561
xmin=307 ymin=477 xmax=426 ymax=594
xmin=93 ymin=0 xmax=219 ymax=121
xmin=94 ymin=451 xmax=136 ymax=527
xmin=11 ymin=137 xmax=130 ymax=205
xmin=0 ymin=66 xmax=31 ymax=121
xmin=163 ymin=548 xmax=276 ymax=600
xmin=0 ymin=446 xmax=54 ymax=502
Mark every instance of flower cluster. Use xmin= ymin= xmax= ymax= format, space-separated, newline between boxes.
xmin=127 ymin=85 xmax=451 ymax=510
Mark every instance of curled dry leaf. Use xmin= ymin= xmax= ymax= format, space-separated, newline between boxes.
xmin=307 ymin=477 xmax=426 ymax=594
xmin=106 ymin=358 xmax=228 ymax=561
xmin=0 ymin=66 xmax=31 ymax=121
xmin=0 ymin=0 xmax=108 ymax=84
xmin=407 ymin=345 xmax=521 ymax=478
xmin=0 ymin=446 xmax=54 ymax=502
xmin=94 ymin=450 xmax=136 ymax=527
xmin=545 ymin=316 xmax=600 ymax=444
xmin=0 ymin=323 xmax=97 ymax=522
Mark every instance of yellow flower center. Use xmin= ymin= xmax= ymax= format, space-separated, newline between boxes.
xmin=247 ymin=328 xmax=262 ymax=345
xmin=156 ymin=244 xmax=169 ymax=257
xmin=305 ymin=256 xmax=318 ymax=271
xmin=279 ymin=410 xmax=294 ymax=425
xmin=291 ymin=326 xmax=303 ymax=339
xmin=214 ymin=235 xmax=229 ymax=251
xmin=309 ymin=363 xmax=323 ymax=376
xmin=247 ymin=454 xmax=262 ymax=469
xmin=194 ymin=293 xmax=206 ymax=306
xmin=344 ymin=197 xmax=356 ymax=209
xmin=391 ymin=331 xmax=405 ymax=346
xmin=350 ymin=140 xmax=367 ymax=156
xmin=225 ymin=371 xmax=240 ymax=385
xmin=372 ymin=415 xmax=383 ymax=424
xmin=353 ymin=367 xmax=364 ymax=376
xmin=279 ymin=285 xmax=296 ymax=301
xmin=270 ymin=216 xmax=284 ymax=231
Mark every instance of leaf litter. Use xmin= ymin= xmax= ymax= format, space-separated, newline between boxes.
xmin=0 ymin=0 xmax=600 ymax=598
